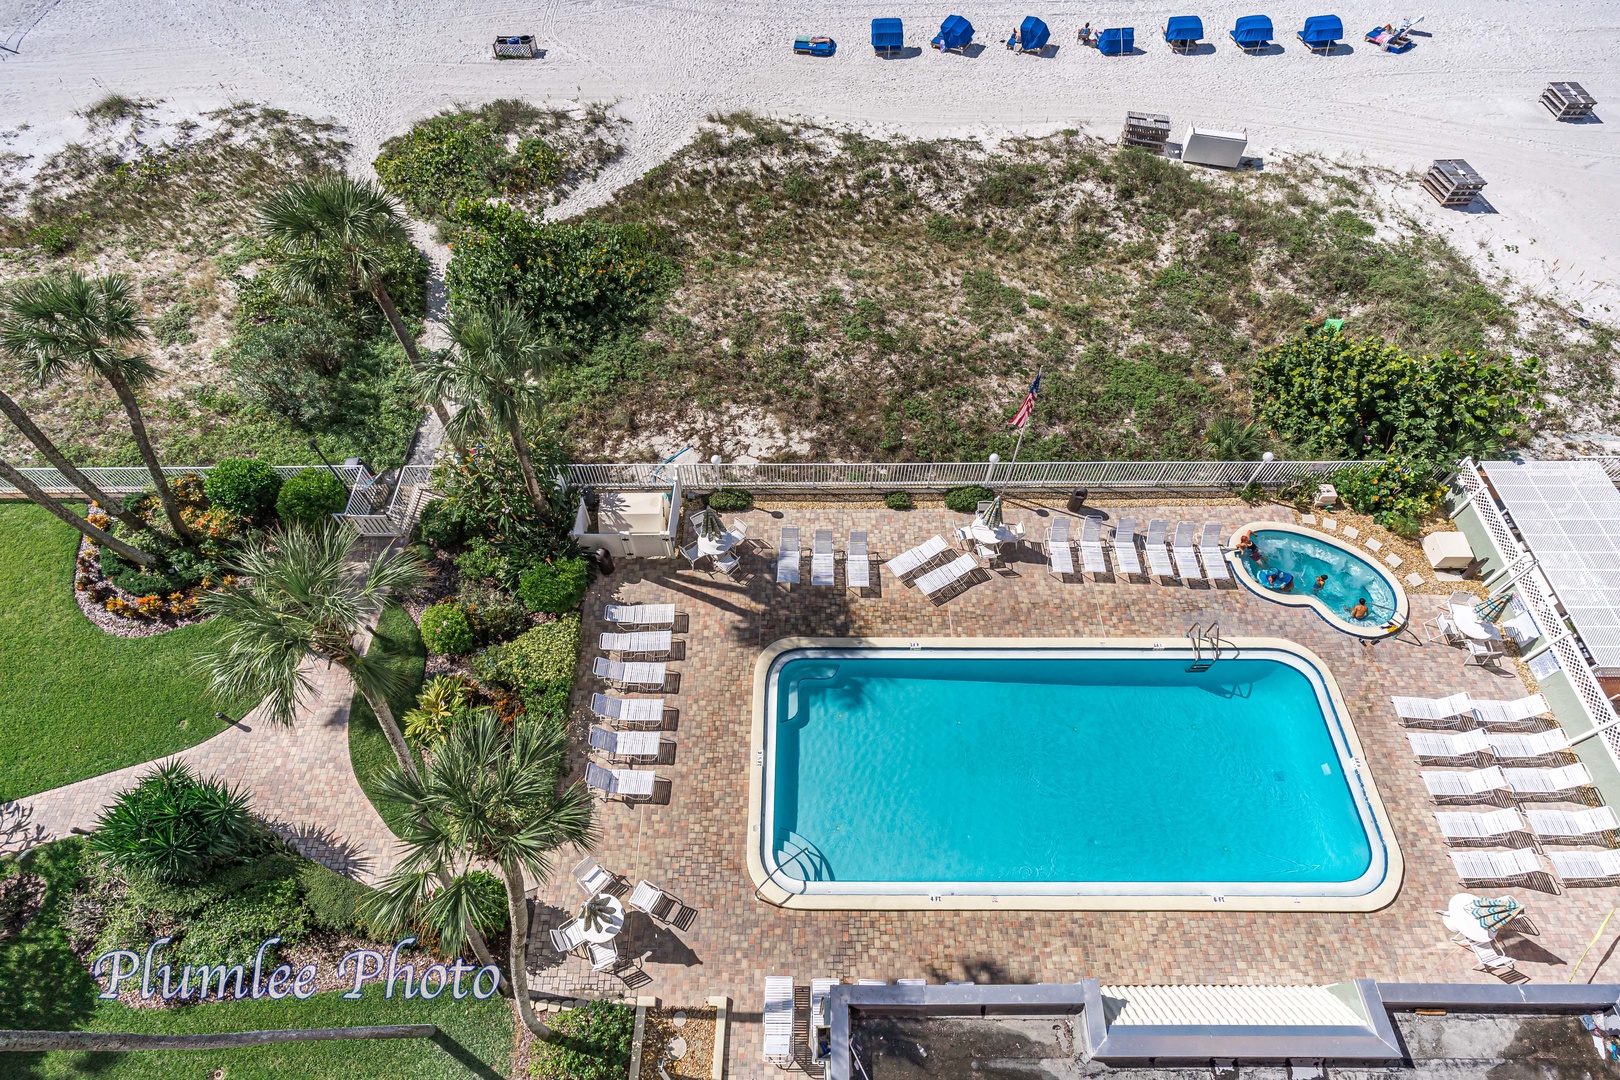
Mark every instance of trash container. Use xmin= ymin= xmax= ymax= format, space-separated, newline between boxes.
xmin=1066 ymin=488 xmax=1089 ymax=513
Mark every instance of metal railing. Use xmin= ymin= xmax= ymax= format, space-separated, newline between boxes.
xmin=340 ymin=465 xmax=438 ymax=537
xmin=1577 ymin=455 xmax=1620 ymax=482
xmin=1453 ymin=458 xmax=1620 ymax=761
xmin=0 ymin=463 xmax=370 ymax=498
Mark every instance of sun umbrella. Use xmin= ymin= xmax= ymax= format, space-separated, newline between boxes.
xmin=1473 ymin=592 xmax=1512 ymax=622
xmin=1471 ymin=896 xmax=1521 ymax=932
xmin=979 ymin=495 xmax=1004 ymax=528
xmin=580 ymin=893 xmax=618 ymax=934
xmin=696 ymin=508 xmax=723 ymax=541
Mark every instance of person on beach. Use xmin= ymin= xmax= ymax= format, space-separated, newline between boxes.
xmin=1314 ymin=574 xmax=1328 ymax=592
xmin=1349 ymin=598 xmax=1370 ymax=620
xmin=1078 ymin=22 xmax=1092 ymax=45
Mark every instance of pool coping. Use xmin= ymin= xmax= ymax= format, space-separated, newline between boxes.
xmin=1227 ymin=522 xmax=1410 ymax=640
xmin=746 ymin=636 xmax=1404 ymax=912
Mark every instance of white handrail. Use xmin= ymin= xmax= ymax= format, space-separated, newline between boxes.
xmin=0 ymin=463 xmax=370 ymax=497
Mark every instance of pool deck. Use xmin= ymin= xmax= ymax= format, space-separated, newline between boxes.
xmin=530 ymin=499 xmax=1620 ymax=1070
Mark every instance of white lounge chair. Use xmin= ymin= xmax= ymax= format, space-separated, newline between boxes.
xmin=1407 ymin=729 xmax=1491 ymax=762
xmin=1199 ymin=523 xmax=1230 ymax=582
xmin=1423 ymin=766 xmax=1510 ymax=803
xmin=1504 ymin=763 xmax=1593 ymax=796
xmin=549 ymin=918 xmax=586 ymax=954
xmin=590 ymin=693 xmax=665 ymax=728
xmin=599 ymin=630 xmax=673 ymax=657
xmin=847 ymin=531 xmax=871 ymax=590
xmin=1485 ymin=729 xmax=1571 ymax=762
xmin=1170 ymin=522 xmax=1202 ymax=582
xmin=1392 ymin=692 xmax=1475 ymax=726
xmin=897 ymin=979 xmax=926 ymax=986
xmin=593 ymin=657 xmax=667 ymax=690
xmin=1471 ymin=694 xmax=1551 ymax=727
xmin=856 ymin=979 xmax=887 ymax=986
xmin=589 ymin=725 xmax=661 ymax=762
xmin=1433 ymin=809 xmax=1527 ymax=843
xmin=1143 ymin=520 xmax=1175 ymax=581
xmin=1112 ymin=518 xmax=1142 ymax=579
xmin=884 ymin=535 xmax=949 ymax=582
xmin=1079 ymin=517 xmax=1107 ymax=578
xmin=1046 ymin=517 xmax=1073 ymax=578
xmin=812 ymin=529 xmax=835 ymax=586
xmin=776 ymin=527 xmax=801 ymax=585
xmin=585 ymin=762 xmax=658 ymax=801
xmin=1449 ymin=848 xmax=1545 ymax=885
xmin=604 ymin=603 xmax=676 ymax=630
xmin=1549 ymin=849 xmax=1620 ymax=884
xmin=626 ymin=878 xmax=688 ymax=925
xmin=810 ymin=977 xmax=838 ymax=1063
xmin=763 ymin=976 xmax=795 ymax=1065
xmin=1526 ymin=806 xmax=1620 ymax=842
xmin=916 ymin=553 xmax=978 ymax=602
xmin=588 ymin=940 xmax=619 ymax=972
xmin=1467 ymin=940 xmax=1518 ymax=976
xmin=572 ymin=855 xmax=617 ymax=895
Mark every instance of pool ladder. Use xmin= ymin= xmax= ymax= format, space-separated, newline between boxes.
xmin=1186 ymin=621 xmax=1223 ymax=671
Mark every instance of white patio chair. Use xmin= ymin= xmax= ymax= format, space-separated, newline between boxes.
xmin=1046 ymin=517 xmax=1073 ymax=578
xmin=1467 ymin=639 xmax=1507 ymax=668
xmin=726 ymin=520 xmax=749 ymax=549
xmin=812 ymin=529 xmax=835 ymax=586
xmin=810 ymin=977 xmax=839 ymax=1063
xmin=1549 ymin=849 xmax=1620 ymax=884
xmin=1467 ymin=940 xmax=1518 ymax=976
xmin=917 ymin=553 xmax=978 ymax=602
xmin=1470 ymin=694 xmax=1550 ymax=727
xmin=588 ymin=940 xmax=619 ymax=972
xmin=847 ymin=531 xmax=871 ymax=590
xmin=1432 ymin=809 xmax=1527 ymax=844
xmin=679 ymin=542 xmax=704 ymax=570
xmin=593 ymin=657 xmax=667 ymax=690
xmin=600 ymin=630 xmax=673 ymax=658
xmin=1079 ymin=517 xmax=1107 ymax=578
xmin=1143 ymin=519 xmax=1175 ymax=582
xmin=1112 ymin=518 xmax=1142 ymax=579
xmin=589 ymin=725 xmax=661 ymax=762
xmin=572 ymin=856 xmax=617 ymax=895
xmin=549 ymin=918 xmax=586 ymax=954
xmin=604 ymin=603 xmax=676 ymax=630
xmin=1170 ymin=522 xmax=1202 ymax=582
xmin=763 ymin=976 xmax=795 ymax=1065
xmin=1392 ymin=692 xmax=1475 ymax=726
xmin=1423 ymin=613 xmax=1465 ymax=647
xmin=1407 ymin=729 xmax=1491 ymax=762
xmin=1449 ymin=848 xmax=1545 ymax=885
xmin=1485 ymin=729 xmax=1571 ymax=763
xmin=1526 ymin=806 xmax=1620 ymax=843
xmin=590 ymin=693 xmax=665 ymax=728
xmin=1423 ymin=767 xmax=1510 ymax=803
xmin=585 ymin=762 xmax=658 ymax=801
xmin=776 ymin=527 xmax=801 ymax=586
xmin=1503 ymin=763 xmax=1593 ymax=797
xmin=1199 ymin=523 xmax=1230 ymax=582
xmin=713 ymin=550 xmax=741 ymax=577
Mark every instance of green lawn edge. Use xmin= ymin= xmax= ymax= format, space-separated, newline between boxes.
xmin=349 ymin=602 xmax=427 ymax=837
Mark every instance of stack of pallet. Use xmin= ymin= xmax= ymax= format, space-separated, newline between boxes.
xmin=1121 ymin=111 xmax=1171 ymax=154
xmin=1540 ymin=82 xmax=1596 ymax=121
xmin=1421 ymin=159 xmax=1486 ymax=208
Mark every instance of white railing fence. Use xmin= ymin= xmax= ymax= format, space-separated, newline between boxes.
xmin=0 ymin=463 xmax=370 ymax=498
xmin=341 ymin=465 xmax=438 ymax=537
xmin=1578 ymin=455 xmax=1620 ymax=482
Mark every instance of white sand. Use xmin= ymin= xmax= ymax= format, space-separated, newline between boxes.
xmin=1 ymin=0 xmax=1616 ymax=319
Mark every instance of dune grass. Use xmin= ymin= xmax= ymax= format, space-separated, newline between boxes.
xmin=348 ymin=602 xmax=427 ymax=837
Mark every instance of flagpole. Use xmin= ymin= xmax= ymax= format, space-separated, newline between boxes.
xmin=1003 ymin=368 xmax=1040 ymax=488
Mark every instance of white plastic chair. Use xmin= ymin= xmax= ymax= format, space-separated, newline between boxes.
xmin=549 ymin=918 xmax=586 ymax=954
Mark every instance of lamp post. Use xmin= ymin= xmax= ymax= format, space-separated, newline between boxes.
xmin=985 ymin=453 xmax=1000 ymax=487
xmin=308 ymin=438 xmax=350 ymax=494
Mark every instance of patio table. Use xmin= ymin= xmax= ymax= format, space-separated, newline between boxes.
xmin=696 ymin=532 xmax=737 ymax=558
xmin=579 ymin=892 xmax=626 ymax=943
xmin=968 ymin=521 xmax=1017 ymax=546
xmin=1444 ymin=892 xmax=1494 ymax=942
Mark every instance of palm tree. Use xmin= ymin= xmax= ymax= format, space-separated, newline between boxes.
xmin=255 ymin=176 xmax=457 ymax=444
xmin=194 ymin=521 xmax=425 ymax=779
xmin=419 ymin=305 xmax=561 ymax=513
xmin=0 ymin=384 xmax=150 ymax=535
xmin=0 ymin=457 xmax=157 ymax=565
xmin=367 ymin=711 xmax=594 ymax=1039
xmin=1205 ymin=416 xmax=1267 ymax=462
xmin=1 ymin=272 xmax=192 ymax=543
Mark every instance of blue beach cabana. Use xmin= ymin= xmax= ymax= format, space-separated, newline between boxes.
xmin=1298 ymin=14 xmax=1343 ymax=52
xmin=1097 ymin=27 xmax=1134 ymax=55
xmin=932 ymin=14 xmax=974 ymax=52
xmin=871 ymin=17 xmax=904 ymax=55
xmin=1012 ymin=15 xmax=1050 ymax=52
xmin=1163 ymin=15 xmax=1203 ymax=52
xmin=1229 ymin=15 xmax=1274 ymax=50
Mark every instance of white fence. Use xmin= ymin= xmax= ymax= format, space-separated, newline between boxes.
xmin=0 ymin=464 xmax=371 ymax=498
xmin=341 ymin=465 xmax=438 ymax=537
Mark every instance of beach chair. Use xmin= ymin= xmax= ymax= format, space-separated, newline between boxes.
xmin=1112 ymin=518 xmax=1142 ymax=579
xmin=1079 ymin=517 xmax=1108 ymax=579
xmin=1199 ymin=523 xmax=1230 ymax=583
xmin=713 ymin=550 xmax=741 ymax=577
xmin=585 ymin=762 xmax=658 ymax=802
xmin=1449 ymin=848 xmax=1545 ymax=886
xmin=594 ymin=657 xmax=667 ymax=690
xmin=847 ymin=531 xmax=871 ymax=591
xmin=1485 ymin=729 xmax=1571 ymax=763
xmin=572 ymin=856 xmax=618 ymax=895
xmin=627 ymin=879 xmax=693 ymax=928
xmin=871 ymin=17 xmax=904 ymax=55
xmin=793 ymin=34 xmax=837 ymax=56
xmin=1526 ymin=806 xmax=1620 ymax=843
xmin=1423 ymin=767 xmax=1510 ymax=803
xmin=1229 ymin=14 xmax=1274 ymax=51
xmin=1392 ymin=692 xmax=1476 ymax=726
xmin=1297 ymin=14 xmax=1343 ymax=52
xmin=599 ymin=630 xmax=672 ymax=658
xmin=763 ymin=976 xmax=795 ymax=1065
xmin=604 ymin=603 xmax=676 ymax=630
xmin=1407 ymin=729 xmax=1491 ymax=763
xmin=549 ymin=918 xmax=587 ymax=954
xmin=776 ymin=527 xmax=801 ymax=586
xmin=1144 ymin=520 xmax=1175 ymax=582
xmin=1433 ymin=809 xmax=1528 ymax=844
xmin=1466 ymin=940 xmax=1519 ymax=977
xmin=589 ymin=725 xmax=661 ymax=763
xmin=590 ymin=693 xmax=665 ymax=728
xmin=1097 ymin=27 xmax=1134 ymax=55
xmin=1164 ymin=15 xmax=1204 ymax=52
xmin=1012 ymin=16 xmax=1050 ymax=53
xmin=811 ymin=977 xmax=839 ymax=1063
xmin=917 ymin=553 xmax=979 ymax=603
xmin=588 ymin=940 xmax=619 ymax=972
xmin=1503 ymin=763 xmax=1593 ymax=797
xmin=885 ymin=535 xmax=948 ymax=583
xmin=1549 ymin=850 xmax=1620 ymax=885
xmin=1365 ymin=16 xmax=1419 ymax=52
xmin=1046 ymin=517 xmax=1073 ymax=578
xmin=1170 ymin=522 xmax=1202 ymax=582
xmin=812 ymin=529 xmax=835 ymax=586
xmin=1470 ymin=694 xmax=1550 ymax=727
xmin=931 ymin=14 xmax=974 ymax=52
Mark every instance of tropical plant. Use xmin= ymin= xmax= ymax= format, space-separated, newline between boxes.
xmin=204 ymin=457 xmax=283 ymax=521
xmin=706 ymin=488 xmax=753 ymax=512
xmin=420 ymin=600 xmax=476 ymax=655
xmin=1332 ymin=458 xmax=1444 ymax=536
xmin=0 ymin=458 xmax=157 ymax=565
xmin=1 ymin=271 xmax=194 ymax=542
xmin=884 ymin=491 xmax=915 ymax=511
xmin=530 ymin=1000 xmax=636 ymax=1080
xmin=943 ymin=485 xmax=994 ymax=513
xmin=0 ymin=385 xmax=148 ymax=534
xmin=195 ymin=521 xmax=427 ymax=780
xmin=516 ymin=556 xmax=590 ymax=614
xmin=90 ymin=761 xmax=259 ymax=885
xmin=276 ymin=468 xmax=349 ymax=528
xmin=366 ymin=710 xmax=594 ymax=1038
xmin=402 ymin=674 xmax=472 ymax=745
xmin=417 ymin=304 xmax=563 ymax=512
xmin=373 ymin=109 xmax=562 ymax=219
xmin=1203 ymin=416 xmax=1266 ymax=461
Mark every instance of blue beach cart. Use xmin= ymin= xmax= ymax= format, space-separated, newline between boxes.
xmin=1163 ymin=15 xmax=1203 ymax=52
xmin=1298 ymin=14 xmax=1343 ymax=52
xmin=871 ymin=17 xmax=904 ymax=55
xmin=1097 ymin=27 xmax=1134 ymax=55
xmin=1229 ymin=15 xmax=1274 ymax=51
xmin=932 ymin=14 xmax=974 ymax=52
xmin=1008 ymin=15 xmax=1050 ymax=52
xmin=794 ymin=34 xmax=837 ymax=56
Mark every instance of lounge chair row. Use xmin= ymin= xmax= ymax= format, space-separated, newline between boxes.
xmin=1451 ymin=847 xmax=1620 ymax=889
xmin=1423 ymin=763 xmax=1595 ymax=802
xmin=590 ymin=601 xmax=677 ymax=801
xmin=873 ymin=14 xmax=1349 ymax=57
xmin=1407 ymin=728 xmax=1573 ymax=765
xmin=1047 ymin=517 xmax=1230 ymax=585
xmin=777 ymin=527 xmax=874 ymax=589
xmin=1435 ymin=805 xmax=1620 ymax=845
xmin=1392 ymin=692 xmax=1550 ymax=728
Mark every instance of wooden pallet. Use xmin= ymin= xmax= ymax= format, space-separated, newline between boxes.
xmin=1421 ymin=158 xmax=1486 ymax=207
xmin=1122 ymin=111 xmax=1171 ymax=153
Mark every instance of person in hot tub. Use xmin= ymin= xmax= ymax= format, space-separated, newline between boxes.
xmin=1259 ymin=566 xmax=1293 ymax=592
xmin=1314 ymin=574 xmax=1328 ymax=592
xmin=1349 ymin=598 xmax=1370 ymax=620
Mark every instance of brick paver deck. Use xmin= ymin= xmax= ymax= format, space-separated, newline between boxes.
xmin=532 ymin=499 xmax=1620 ymax=1075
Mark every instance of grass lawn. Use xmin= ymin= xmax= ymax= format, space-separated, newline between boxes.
xmin=0 ymin=503 xmax=253 ymax=802
xmin=349 ymin=602 xmax=427 ymax=837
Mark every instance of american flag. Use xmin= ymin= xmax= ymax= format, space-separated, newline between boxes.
xmin=1009 ymin=372 xmax=1041 ymax=428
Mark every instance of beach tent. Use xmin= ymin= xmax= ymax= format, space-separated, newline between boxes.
xmin=1017 ymin=16 xmax=1050 ymax=52
xmin=932 ymin=14 xmax=974 ymax=52
xmin=871 ymin=18 xmax=904 ymax=55
xmin=1097 ymin=27 xmax=1134 ymax=55
xmin=1229 ymin=15 xmax=1274 ymax=50
xmin=1297 ymin=14 xmax=1343 ymax=51
xmin=1163 ymin=15 xmax=1203 ymax=51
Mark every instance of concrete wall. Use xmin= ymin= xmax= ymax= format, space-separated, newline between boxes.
xmin=1448 ymin=498 xmax=1509 ymax=578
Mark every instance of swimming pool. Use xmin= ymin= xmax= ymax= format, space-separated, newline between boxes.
xmin=1229 ymin=523 xmax=1409 ymax=639
xmin=747 ymin=638 xmax=1399 ymax=911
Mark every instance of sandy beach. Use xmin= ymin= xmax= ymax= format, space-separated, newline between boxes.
xmin=1 ymin=0 xmax=1617 ymax=317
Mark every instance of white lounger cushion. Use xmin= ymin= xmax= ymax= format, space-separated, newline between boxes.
xmin=1423 ymin=767 xmax=1509 ymax=799
xmin=1485 ymin=729 xmax=1571 ymax=760
xmin=1199 ymin=523 xmax=1230 ymax=581
xmin=1049 ymin=536 xmax=1074 ymax=576
xmin=1449 ymin=848 xmax=1543 ymax=882
xmin=1144 ymin=521 xmax=1175 ymax=579
xmin=1433 ymin=809 xmax=1526 ymax=841
xmin=847 ymin=532 xmax=871 ymax=589
xmin=593 ymin=657 xmax=667 ymax=687
xmin=1393 ymin=693 xmax=1475 ymax=722
xmin=776 ymin=527 xmax=801 ymax=584
xmin=588 ymin=726 xmax=660 ymax=758
xmin=1170 ymin=522 xmax=1202 ymax=580
xmin=600 ymin=630 xmax=673 ymax=654
xmin=590 ymin=694 xmax=664 ymax=724
xmin=1550 ymin=850 xmax=1620 ymax=882
xmin=1526 ymin=806 xmax=1620 ymax=839
xmin=604 ymin=603 xmax=675 ymax=627
xmin=1504 ymin=763 xmax=1593 ymax=794
xmin=916 ymin=553 xmax=979 ymax=597
xmin=1471 ymin=693 xmax=1551 ymax=726
xmin=1408 ymin=730 xmax=1491 ymax=760
xmin=585 ymin=762 xmax=657 ymax=798
xmin=763 ymin=976 xmax=795 ymax=1059
xmin=1113 ymin=519 xmax=1142 ymax=577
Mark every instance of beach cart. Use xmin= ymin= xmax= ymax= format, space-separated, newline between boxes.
xmin=1163 ymin=15 xmax=1204 ymax=52
xmin=1297 ymin=14 xmax=1343 ymax=52
xmin=1181 ymin=126 xmax=1248 ymax=168
xmin=1541 ymin=82 xmax=1596 ymax=121
xmin=492 ymin=35 xmax=536 ymax=58
xmin=1122 ymin=111 xmax=1171 ymax=153
xmin=793 ymin=34 xmax=837 ymax=56
xmin=1096 ymin=27 xmax=1133 ymax=55
xmin=932 ymin=15 xmax=975 ymax=52
xmin=1009 ymin=16 xmax=1050 ymax=53
xmin=1229 ymin=15 xmax=1274 ymax=51
xmin=871 ymin=17 xmax=904 ymax=55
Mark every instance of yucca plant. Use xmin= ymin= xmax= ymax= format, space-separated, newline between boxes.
xmin=90 ymin=761 xmax=258 ymax=884
xmin=402 ymin=674 xmax=471 ymax=745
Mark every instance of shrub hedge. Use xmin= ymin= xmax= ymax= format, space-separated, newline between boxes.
xmin=203 ymin=458 xmax=283 ymax=522
xmin=276 ymin=469 xmax=349 ymax=528
xmin=943 ymin=485 xmax=993 ymax=513
xmin=420 ymin=601 xmax=476 ymax=656
xmin=516 ymin=557 xmax=591 ymax=614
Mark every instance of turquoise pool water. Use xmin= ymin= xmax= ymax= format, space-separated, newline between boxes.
xmin=1238 ymin=529 xmax=1398 ymax=626
xmin=765 ymin=650 xmax=1378 ymax=893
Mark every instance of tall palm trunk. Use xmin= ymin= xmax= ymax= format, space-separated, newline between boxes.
xmin=500 ymin=858 xmax=554 ymax=1040
xmin=506 ymin=424 xmax=548 ymax=516
xmin=104 ymin=369 xmax=193 ymax=544
xmin=357 ymin=683 xmax=419 ymax=783
xmin=0 ymin=460 xmax=158 ymax=565
xmin=0 ymin=389 xmax=154 ymax=535
xmin=371 ymin=283 xmax=463 ymax=456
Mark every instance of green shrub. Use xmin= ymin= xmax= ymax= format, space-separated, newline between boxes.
xmin=455 ymin=538 xmax=513 ymax=586
xmin=204 ymin=458 xmax=283 ymax=521
xmin=883 ymin=491 xmax=914 ymax=511
xmin=403 ymin=675 xmax=475 ymax=745
xmin=174 ymin=875 xmax=309 ymax=967
xmin=943 ymin=485 xmax=994 ymax=514
xmin=416 ymin=498 xmax=467 ymax=550
xmin=1332 ymin=458 xmax=1443 ymax=533
xmin=461 ymin=870 xmax=510 ymax=934
xmin=461 ymin=582 xmax=530 ymax=645
xmin=373 ymin=110 xmax=563 ymax=220
xmin=706 ymin=488 xmax=754 ymax=512
xmin=472 ymin=615 xmax=580 ymax=694
xmin=90 ymin=762 xmax=258 ymax=885
xmin=530 ymin=1000 xmax=636 ymax=1080
xmin=420 ymin=601 xmax=477 ymax=656
xmin=297 ymin=861 xmax=377 ymax=936
xmin=276 ymin=469 xmax=349 ymax=528
xmin=517 ymin=557 xmax=591 ymax=614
